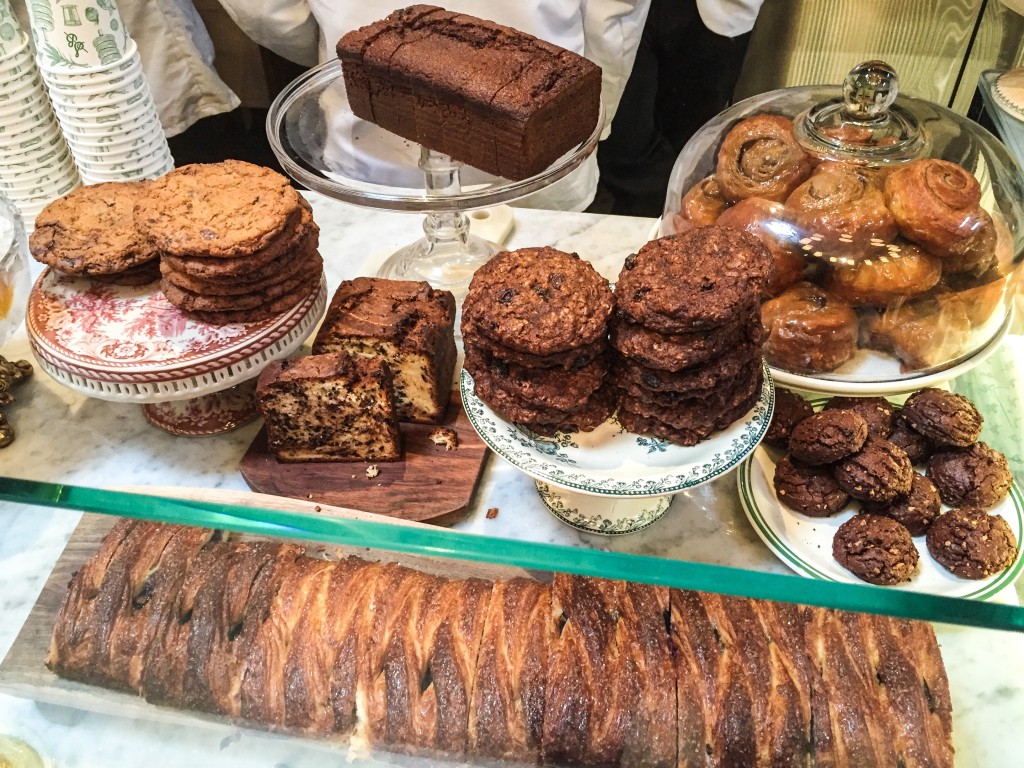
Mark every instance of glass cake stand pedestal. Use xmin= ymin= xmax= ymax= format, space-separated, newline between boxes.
xmin=25 ymin=271 xmax=328 ymax=436
xmin=266 ymin=59 xmax=602 ymax=300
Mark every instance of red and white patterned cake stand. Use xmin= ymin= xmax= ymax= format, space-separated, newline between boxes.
xmin=26 ymin=269 xmax=328 ymax=436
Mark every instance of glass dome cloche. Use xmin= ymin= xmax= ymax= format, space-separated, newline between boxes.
xmin=660 ymin=61 xmax=1024 ymax=394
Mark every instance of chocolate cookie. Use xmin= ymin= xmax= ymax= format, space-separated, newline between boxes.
xmin=832 ymin=514 xmax=919 ymax=585
xmin=763 ymin=388 xmax=814 ymax=449
xmin=617 ymin=370 xmax=762 ymax=447
xmin=161 ymin=251 xmax=323 ymax=312
xmin=900 ymin=387 xmax=983 ymax=448
xmin=88 ymin=258 xmax=161 ymax=286
xmin=608 ymin=312 xmax=762 ymax=372
xmin=861 ymin=472 xmax=942 ymax=536
xmin=522 ymin=383 xmax=617 ymax=437
xmin=824 ymin=396 xmax=894 ymax=439
xmin=611 ymin=340 xmax=762 ymax=397
xmin=159 ymin=200 xmax=317 ymax=279
xmin=134 ymin=160 xmax=305 ymax=258
xmin=462 ymin=330 xmax=607 ymax=372
xmin=461 ymin=246 xmax=613 ymax=354
xmin=179 ymin=274 xmax=321 ymax=325
xmin=470 ymin=366 xmax=610 ymax=431
xmin=788 ymin=409 xmax=869 ymax=466
xmin=926 ymin=507 xmax=1018 ymax=579
xmin=887 ymin=416 xmax=934 ymax=465
xmin=773 ymin=455 xmax=850 ymax=517
xmin=30 ymin=180 xmax=158 ymax=276
xmin=463 ymin=346 xmax=608 ymax=413
xmin=613 ymin=226 xmax=772 ymax=333
xmin=926 ymin=441 xmax=1012 ymax=509
xmin=160 ymin=239 xmax=319 ymax=296
xmin=833 ymin=435 xmax=914 ymax=503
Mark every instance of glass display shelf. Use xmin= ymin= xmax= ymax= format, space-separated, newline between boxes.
xmin=1 ymin=475 xmax=1022 ymax=634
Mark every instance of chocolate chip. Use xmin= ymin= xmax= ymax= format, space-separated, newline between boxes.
xmin=498 ymin=288 xmax=516 ymax=304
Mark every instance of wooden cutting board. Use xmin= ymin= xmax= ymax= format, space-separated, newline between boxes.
xmin=239 ymin=391 xmax=490 ymax=526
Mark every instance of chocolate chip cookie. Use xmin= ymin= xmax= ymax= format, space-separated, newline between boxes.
xmin=461 ymin=246 xmax=613 ymax=355
xmin=926 ymin=507 xmax=1018 ymax=579
xmin=773 ymin=455 xmax=850 ymax=517
xmin=833 ymin=435 xmax=914 ymax=503
xmin=609 ymin=312 xmax=763 ymax=372
xmin=134 ymin=160 xmax=305 ymax=258
xmin=788 ymin=409 xmax=869 ymax=465
xmin=926 ymin=441 xmax=1013 ymax=509
xmin=833 ymin=514 xmax=919 ymax=585
xmin=30 ymin=180 xmax=158 ymax=276
xmin=899 ymin=387 xmax=983 ymax=448
xmin=613 ymin=226 xmax=771 ymax=333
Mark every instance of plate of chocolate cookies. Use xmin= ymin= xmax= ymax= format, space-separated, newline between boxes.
xmin=738 ymin=387 xmax=1024 ymax=599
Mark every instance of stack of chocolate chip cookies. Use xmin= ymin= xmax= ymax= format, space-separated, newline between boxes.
xmin=29 ymin=181 xmax=160 ymax=286
xmin=461 ymin=247 xmax=615 ymax=435
xmin=610 ymin=226 xmax=772 ymax=446
xmin=134 ymin=160 xmax=322 ymax=325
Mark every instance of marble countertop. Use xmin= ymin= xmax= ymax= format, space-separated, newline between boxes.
xmin=1 ymin=192 xmax=1022 ymax=767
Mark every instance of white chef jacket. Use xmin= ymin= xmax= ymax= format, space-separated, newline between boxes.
xmin=216 ymin=0 xmax=652 ymax=211
xmin=9 ymin=0 xmax=240 ymax=138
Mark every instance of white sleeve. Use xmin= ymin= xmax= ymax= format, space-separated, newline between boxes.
xmin=695 ymin=0 xmax=766 ymax=38
xmin=214 ymin=0 xmax=320 ymax=66
xmin=580 ymin=0 xmax=652 ymax=139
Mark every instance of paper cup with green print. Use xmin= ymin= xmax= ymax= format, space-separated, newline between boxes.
xmin=0 ymin=0 xmax=25 ymax=58
xmin=28 ymin=0 xmax=131 ymax=70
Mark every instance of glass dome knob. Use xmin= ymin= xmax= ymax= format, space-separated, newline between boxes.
xmin=842 ymin=60 xmax=899 ymax=120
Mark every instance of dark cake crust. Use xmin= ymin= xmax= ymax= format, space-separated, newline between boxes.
xmin=337 ymin=6 xmax=602 ymax=180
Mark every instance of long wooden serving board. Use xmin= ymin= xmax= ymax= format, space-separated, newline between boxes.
xmin=0 ymin=500 xmax=530 ymax=767
xmin=239 ymin=390 xmax=489 ymax=526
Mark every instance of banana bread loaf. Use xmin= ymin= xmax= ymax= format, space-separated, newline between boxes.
xmin=313 ymin=277 xmax=456 ymax=424
xmin=255 ymin=351 xmax=401 ymax=462
xmin=337 ymin=5 xmax=602 ymax=180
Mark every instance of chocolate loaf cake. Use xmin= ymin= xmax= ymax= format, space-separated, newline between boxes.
xmin=255 ymin=352 xmax=401 ymax=462
xmin=337 ymin=5 xmax=602 ymax=180
xmin=312 ymin=277 xmax=456 ymax=424
xmin=49 ymin=521 xmax=955 ymax=768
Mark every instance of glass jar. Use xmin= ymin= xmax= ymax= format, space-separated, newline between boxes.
xmin=0 ymin=191 xmax=31 ymax=351
xmin=660 ymin=61 xmax=1024 ymax=393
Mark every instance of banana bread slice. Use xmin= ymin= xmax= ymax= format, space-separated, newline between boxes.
xmin=313 ymin=277 xmax=456 ymax=424
xmin=256 ymin=352 xmax=401 ymax=462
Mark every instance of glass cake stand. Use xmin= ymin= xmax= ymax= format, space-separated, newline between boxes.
xmin=266 ymin=59 xmax=603 ymax=297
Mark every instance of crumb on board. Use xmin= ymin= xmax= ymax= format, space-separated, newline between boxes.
xmin=486 ymin=507 xmax=499 ymax=519
xmin=366 ymin=465 xmax=380 ymax=479
xmin=314 ymin=505 xmax=321 ymax=512
xmin=429 ymin=427 xmax=459 ymax=451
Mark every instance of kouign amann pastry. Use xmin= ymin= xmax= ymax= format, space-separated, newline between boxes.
xmin=255 ymin=352 xmax=400 ymax=462
xmin=337 ymin=5 xmax=602 ymax=180
xmin=313 ymin=277 xmax=456 ymax=424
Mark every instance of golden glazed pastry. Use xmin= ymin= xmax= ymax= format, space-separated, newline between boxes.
xmin=762 ymin=281 xmax=859 ymax=374
xmin=884 ymin=158 xmax=997 ymax=273
xmin=860 ymin=299 xmax=972 ymax=372
xmin=671 ymin=174 xmax=729 ymax=232
xmin=826 ymin=241 xmax=942 ymax=308
xmin=785 ymin=162 xmax=898 ymax=257
xmin=716 ymin=197 xmax=807 ymax=296
xmin=715 ymin=114 xmax=815 ymax=203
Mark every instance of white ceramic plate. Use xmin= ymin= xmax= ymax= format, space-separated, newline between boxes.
xmin=460 ymin=363 xmax=774 ymax=498
xmin=738 ymin=446 xmax=1024 ymax=600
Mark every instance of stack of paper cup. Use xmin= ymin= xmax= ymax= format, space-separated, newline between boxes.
xmin=0 ymin=1 xmax=81 ymax=224
xmin=27 ymin=0 xmax=173 ymax=185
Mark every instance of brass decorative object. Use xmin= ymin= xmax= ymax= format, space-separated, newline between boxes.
xmin=0 ymin=355 xmax=32 ymax=448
